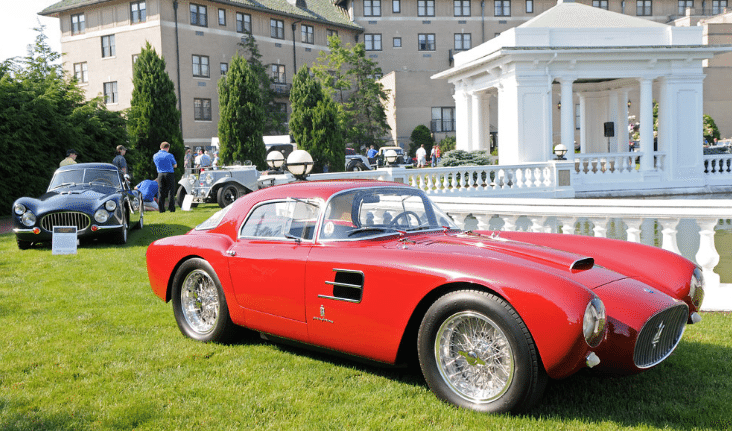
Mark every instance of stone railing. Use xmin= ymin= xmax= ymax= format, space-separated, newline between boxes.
xmin=430 ymin=196 xmax=732 ymax=311
xmin=704 ymin=153 xmax=732 ymax=185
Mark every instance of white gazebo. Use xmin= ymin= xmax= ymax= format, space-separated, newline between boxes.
xmin=433 ymin=0 xmax=731 ymax=191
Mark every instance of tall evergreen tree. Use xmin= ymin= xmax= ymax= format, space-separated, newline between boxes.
xmin=238 ymin=32 xmax=287 ymax=135
xmin=127 ymin=42 xmax=184 ymax=182
xmin=218 ymin=53 xmax=266 ymax=169
xmin=313 ymin=38 xmax=391 ymax=150
xmin=289 ymin=66 xmax=345 ymax=173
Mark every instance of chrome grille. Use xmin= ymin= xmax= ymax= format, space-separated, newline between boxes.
xmin=634 ymin=303 xmax=688 ymax=369
xmin=41 ymin=211 xmax=91 ymax=232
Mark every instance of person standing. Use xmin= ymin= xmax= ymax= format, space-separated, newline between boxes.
xmin=183 ymin=148 xmax=193 ymax=175
xmin=416 ymin=144 xmax=427 ymax=168
xmin=60 ymin=149 xmax=77 ymax=167
xmin=153 ymin=141 xmax=178 ymax=213
xmin=113 ymin=145 xmax=128 ymax=174
xmin=430 ymin=145 xmax=437 ymax=167
xmin=198 ymin=149 xmax=212 ymax=169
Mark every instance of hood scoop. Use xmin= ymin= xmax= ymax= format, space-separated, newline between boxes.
xmin=570 ymin=257 xmax=595 ymax=271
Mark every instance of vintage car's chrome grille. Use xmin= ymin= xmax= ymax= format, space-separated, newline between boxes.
xmin=41 ymin=211 xmax=91 ymax=232
xmin=634 ymin=303 xmax=688 ymax=369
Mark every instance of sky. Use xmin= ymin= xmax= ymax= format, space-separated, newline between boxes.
xmin=0 ymin=0 xmax=62 ymax=62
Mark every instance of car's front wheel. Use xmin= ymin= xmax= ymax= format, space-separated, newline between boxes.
xmin=16 ymin=238 xmax=32 ymax=250
xmin=171 ymin=258 xmax=235 ymax=343
xmin=417 ymin=290 xmax=547 ymax=414
xmin=176 ymin=186 xmax=187 ymax=208
xmin=114 ymin=214 xmax=128 ymax=245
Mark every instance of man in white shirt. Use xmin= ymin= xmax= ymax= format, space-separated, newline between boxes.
xmin=416 ymin=144 xmax=427 ymax=168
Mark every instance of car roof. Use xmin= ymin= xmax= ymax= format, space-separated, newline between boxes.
xmin=55 ymin=163 xmax=120 ymax=172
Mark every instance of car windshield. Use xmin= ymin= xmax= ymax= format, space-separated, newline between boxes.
xmin=319 ymin=187 xmax=457 ymax=241
xmin=48 ymin=168 xmax=121 ymax=191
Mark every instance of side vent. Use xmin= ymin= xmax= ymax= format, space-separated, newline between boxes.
xmin=319 ymin=269 xmax=364 ymax=303
xmin=570 ymin=257 xmax=594 ymax=272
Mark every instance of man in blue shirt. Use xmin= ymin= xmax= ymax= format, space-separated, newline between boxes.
xmin=134 ymin=179 xmax=159 ymax=212
xmin=153 ymin=141 xmax=178 ymax=213
xmin=366 ymin=145 xmax=378 ymax=159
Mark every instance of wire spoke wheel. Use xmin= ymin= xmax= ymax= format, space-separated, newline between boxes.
xmin=180 ymin=269 xmax=220 ymax=335
xmin=435 ymin=311 xmax=514 ymax=403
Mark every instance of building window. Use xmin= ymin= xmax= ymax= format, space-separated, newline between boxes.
xmin=495 ymin=0 xmax=511 ymax=16
xmin=526 ymin=0 xmax=534 ymax=13
xmin=393 ymin=0 xmax=401 ymax=13
xmin=132 ymin=54 xmax=139 ymax=64
xmin=190 ymin=4 xmax=207 ymax=27
xmin=636 ymin=0 xmax=652 ymax=15
xmin=327 ymin=29 xmax=339 ymax=38
xmin=454 ymin=33 xmax=471 ymax=51
xmin=678 ymin=0 xmax=693 ymax=13
xmin=218 ymin=9 xmax=226 ymax=26
xmin=73 ymin=62 xmax=88 ymax=83
xmin=131 ymin=1 xmax=146 ymax=23
xmin=393 ymin=37 xmax=402 ymax=47
xmin=271 ymin=19 xmax=284 ymax=39
xmin=192 ymin=55 xmax=210 ymax=78
xmin=431 ymin=107 xmax=455 ymax=132
xmin=364 ymin=34 xmax=382 ymax=51
xmin=593 ymin=0 xmax=608 ymax=8
xmin=712 ymin=0 xmax=727 ymax=14
xmin=194 ymin=98 xmax=212 ymax=121
xmin=71 ymin=13 xmax=85 ymax=35
xmin=364 ymin=0 xmax=382 ymax=16
xmin=101 ymin=35 xmax=115 ymax=58
xmin=103 ymin=82 xmax=118 ymax=104
xmin=271 ymin=64 xmax=286 ymax=83
xmin=418 ymin=34 xmax=436 ymax=51
xmin=454 ymin=0 xmax=471 ymax=16
xmin=237 ymin=13 xmax=251 ymax=33
xmin=220 ymin=62 xmax=228 ymax=75
xmin=302 ymin=24 xmax=314 ymax=44
xmin=418 ymin=0 xmax=435 ymax=16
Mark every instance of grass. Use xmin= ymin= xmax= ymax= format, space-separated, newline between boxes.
xmin=1 ymin=206 xmax=731 ymax=430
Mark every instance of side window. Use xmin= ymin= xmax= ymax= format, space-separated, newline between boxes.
xmin=240 ymin=200 xmax=319 ymax=240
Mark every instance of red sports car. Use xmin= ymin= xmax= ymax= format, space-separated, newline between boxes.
xmin=146 ymin=180 xmax=705 ymax=413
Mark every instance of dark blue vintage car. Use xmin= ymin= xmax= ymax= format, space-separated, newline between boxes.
xmin=12 ymin=163 xmax=144 ymax=249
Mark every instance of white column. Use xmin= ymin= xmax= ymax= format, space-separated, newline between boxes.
xmin=619 ymin=90 xmax=630 ymax=152
xmin=579 ymin=94 xmax=587 ymax=154
xmin=607 ymin=91 xmax=619 ymax=153
xmin=639 ymin=78 xmax=654 ymax=172
xmin=454 ymin=83 xmax=471 ymax=151
xmin=471 ymin=91 xmax=486 ymax=152
xmin=559 ymin=77 xmax=575 ymax=162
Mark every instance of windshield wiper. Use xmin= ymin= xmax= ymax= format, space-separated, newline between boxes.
xmin=346 ymin=226 xmax=397 ymax=237
xmin=50 ymin=182 xmax=75 ymax=190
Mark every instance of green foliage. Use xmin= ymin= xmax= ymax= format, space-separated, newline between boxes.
xmin=704 ymin=114 xmax=721 ymax=144
xmin=290 ymin=66 xmax=345 ymax=173
xmin=438 ymin=135 xmax=456 ymax=153
xmin=218 ymin=53 xmax=267 ymax=170
xmin=1 ymin=27 xmax=127 ymax=215
xmin=409 ymin=125 xmax=434 ymax=157
xmin=127 ymin=42 xmax=184 ymax=182
xmin=439 ymin=150 xmax=494 ymax=167
xmin=238 ymin=32 xmax=287 ymax=135
xmin=313 ymin=37 xmax=391 ymax=149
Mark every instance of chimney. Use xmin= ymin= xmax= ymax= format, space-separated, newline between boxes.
xmin=288 ymin=0 xmax=307 ymax=8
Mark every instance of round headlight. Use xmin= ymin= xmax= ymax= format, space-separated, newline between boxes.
xmin=205 ymin=173 xmax=214 ymax=185
xmin=188 ymin=176 xmax=195 ymax=185
xmin=105 ymin=200 xmax=117 ymax=211
xmin=21 ymin=212 xmax=36 ymax=227
xmin=689 ymin=267 xmax=705 ymax=310
xmin=95 ymin=209 xmax=109 ymax=223
xmin=14 ymin=203 xmax=26 ymax=215
xmin=583 ymin=297 xmax=607 ymax=347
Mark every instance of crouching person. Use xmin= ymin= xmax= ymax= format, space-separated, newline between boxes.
xmin=135 ymin=179 xmax=159 ymax=212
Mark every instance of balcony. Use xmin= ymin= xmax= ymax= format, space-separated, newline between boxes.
xmin=272 ymin=82 xmax=291 ymax=95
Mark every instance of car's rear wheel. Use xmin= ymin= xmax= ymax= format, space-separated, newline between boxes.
xmin=172 ymin=258 xmax=235 ymax=343
xmin=217 ymin=184 xmax=239 ymax=208
xmin=16 ymin=239 xmax=32 ymax=250
xmin=417 ymin=290 xmax=547 ymax=414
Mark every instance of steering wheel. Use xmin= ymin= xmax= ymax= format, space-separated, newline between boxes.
xmin=389 ymin=211 xmax=421 ymax=228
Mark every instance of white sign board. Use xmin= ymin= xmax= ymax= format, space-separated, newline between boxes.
xmin=182 ymin=194 xmax=194 ymax=211
xmin=52 ymin=226 xmax=78 ymax=255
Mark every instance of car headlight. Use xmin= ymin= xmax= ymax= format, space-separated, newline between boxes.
xmin=94 ymin=209 xmax=109 ymax=223
xmin=188 ymin=176 xmax=195 ymax=185
xmin=21 ymin=211 xmax=36 ymax=227
xmin=689 ymin=267 xmax=705 ymax=310
xmin=205 ymin=173 xmax=214 ymax=185
xmin=105 ymin=200 xmax=117 ymax=211
xmin=583 ymin=297 xmax=606 ymax=347
xmin=14 ymin=203 xmax=26 ymax=215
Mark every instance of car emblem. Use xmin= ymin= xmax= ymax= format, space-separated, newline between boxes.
xmin=651 ymin=322 xmax=665 ymax=349
xmin=320 ymin=304 xmax=325 ymax=318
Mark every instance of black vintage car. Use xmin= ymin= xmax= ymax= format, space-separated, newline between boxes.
xmin=12 ymin=163 xmax=144 ymax=249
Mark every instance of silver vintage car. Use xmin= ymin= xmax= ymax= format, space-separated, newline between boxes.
xmin=176 ymin=165 xmax=262 ymax=208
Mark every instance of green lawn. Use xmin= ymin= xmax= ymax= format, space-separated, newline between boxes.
xmin=1 ymin=207 xmax=730 ymax=430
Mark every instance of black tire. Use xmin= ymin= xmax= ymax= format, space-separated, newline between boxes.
xmin=136 ymin=204 xmax=144 ymax=230
xmin=347 ymin=161 xmax=367 ymax=171
xmin=417 ymin=290 xmax=547 ymax=414
xmin=114 ymin=213 xmax=128 ymax=245
xmin=16 ymin=238 xmax=32 ymax=250
xmin=171 ymin=258 xmax=235 ymax=343
xmin=217 ymin=184 xmax=239 ymax=208
xmin=176 ymin=186 xmax=187 ymax=208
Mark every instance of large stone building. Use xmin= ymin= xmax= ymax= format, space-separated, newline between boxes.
xmin=40 ymin=0 xmax=731 ymax=149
